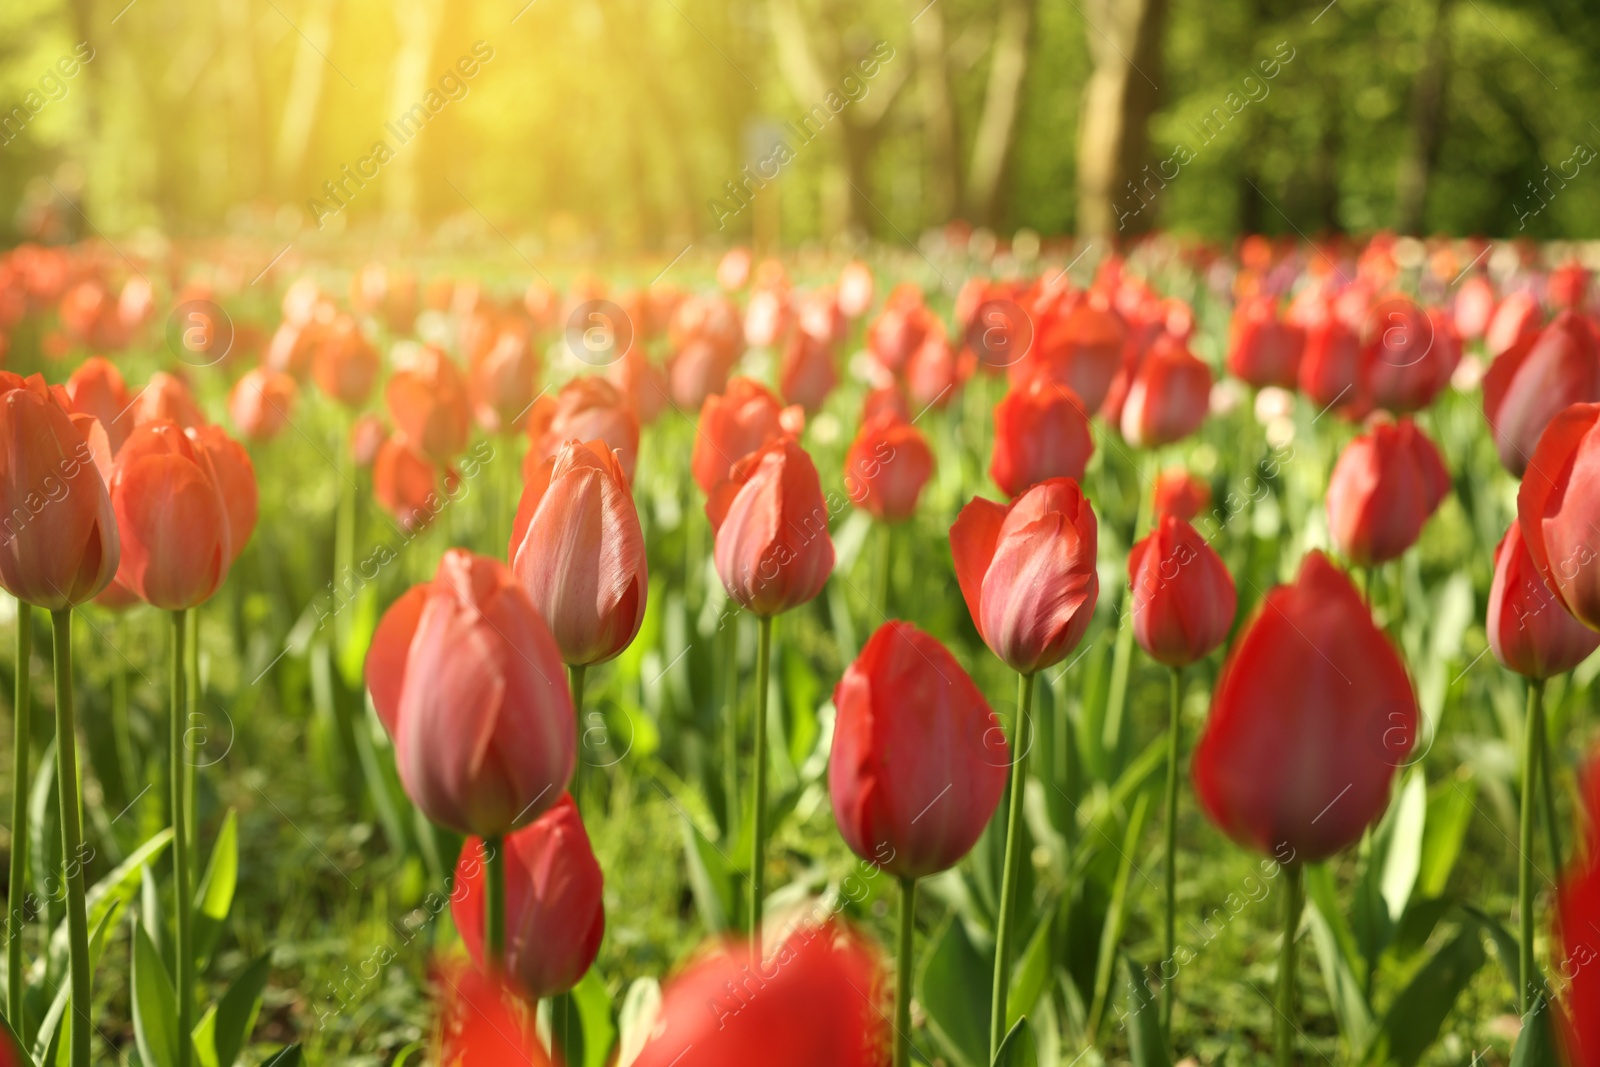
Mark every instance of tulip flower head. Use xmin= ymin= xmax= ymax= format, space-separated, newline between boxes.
xmin=1128 ymin=515 xmax=1237 ymax=668
xmin=1487 ymin=520 xmax=1600 ymax=679
xmin=1482 ymin=310 xmax=1600 ymax=476
xmin=386 ymin=344 xmax=472 ymax=464
xmin=693 ymin=377 xmax=797 ymax=497
xmin=228 ymin=367 xmax=297 ymax=443
xmin=433 ymin=964 xmax=551 ymax=1067
xmin=1326 ymin=417 xmax=1450 ymax=567
xmin=706 ymin=436 xmax=835 ymax=618
xmin=1518 ymin=401 xmax=1600 ymax=632
xmin=989 ymin=378 xmax=1095 ymax=499
xmin=1152 ymin=467 xmax=1211 ymax=522
xmin=1227 ymin=294 xmax=1304 ymax=389
xmin=1119 ymin=338 xmax=1213 ymax=448
xmin=526 ymin=376 xmax=640 ymax=483
xmin=843 ymin=412 xmax=934 ymax=524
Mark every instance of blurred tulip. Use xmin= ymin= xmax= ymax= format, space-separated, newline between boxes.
xmin=350 ymin=413 xmax=386 ymax=468
xmin=1152 ymin=467 xmax=1210 ymax=522
xmin=366 ymin=549 xmax=573 ymax=837
xmin=1482 ymin=309 xmax=1600 ymax=476
xmin=1519 ymin=402 xmax=1600 ymax=632
xmin=64 ymin=356 xmax=132 ymax=452
xmin=510 ymin=440 xmax=647 ymax=667
xmin=1555 ymin=750 xmax=1600 ymax=1064
xmin=0 ymin=375 xmax=120 ymax=609
xmin=526 ymin=376 xmax=640 ymax=483
xmin=1486 ymin=289 xmax=1544 ymax=357
xmin=904 ymin=332 xmax=968 ymax=412
xmin=1453 ymin=274 xmax=1496 ymax=341
xmin=838 ymin=260 xmax=875 ymax=318
xmin=693 ymin=377 xmax=794 ymax=496
xmin=717 ymin=247 xmax=752 ymax=291
xmin=950 ymin=477 xmax=1099 ymax=674
xmin=844 ymin=412 xmax=934 ymax=524
xmin=432 ymin=965 xmax=551 ymax=1067
xmin=109 ymin=420 xmax=231 ymax=609
xmin=1128 ymin=516 xmax=1237 ymax=667
xmin=1227 ymin=294 xmax=1304 ymax=389
xmin=744 ymin=288 xmax=791 ymax=348
xmin=862 ymin=384 xmax=912 ymax=425
xmin=1326 ymin=417 xmax=1450 ymax=566
xmin=132 ymin=371 xmax=206 ymax=430
xmin=1364 ymin=302 xmax=1461 ymax=413
xmin=469 ymin=324 xmax=540 ymax=435
xmin=706 ymin=436 xmax=834 ymax=617
xmin=228 ymin=368 xmax=297 ymax=442
xmin=631 ymin=921 xmax=886 ymax=1067
xmin=386 ymin=345 xmax=471 ymax=464
xmin=607 ymin=344 xmax=669 ymax=425
xmin=830 ymin=621 xmax=1008 ymax=879
xmin=990 ymin=378 xmax=1094 ymax=499
xmin=1013 ymin=297 xmax=1125 ymax=412
xmin=1550 ymin=261 xmax=1590 ymax=312
xmin=187 ymin=425 xmax=257 ymax=565
xmin=1488 ymin=521 xmax=1599 ymax=679
xmin=452 ymin=795 xmax=604 ymax=1000
xmin=312 ymin=315 xmax=380 ymax=408
xmin=1298 ymin=315 xmax=1366 ymax=417
xmin=779 ymin=330 xmax=837 ymax=414
xmin=373 ymin=436 xmax=450 ymax=533
xmin=1120 ymin=339 xmax=1212 ymax=447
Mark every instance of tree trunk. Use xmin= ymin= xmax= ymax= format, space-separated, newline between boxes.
xmin=1395 ymin=0 xmax=1454 ymax=233
xmin=1313 ymin=78 xmax=1342 ymax=232
xmin=965 ymin=0 xmax=1038 ymax=226
xmin=1074 ymin=0 xmax=1169 ymax=237
xmin=273 ymin=0 xmax=339 ymax=193
xmin=907 ymin=0 xmax=960 ymax=223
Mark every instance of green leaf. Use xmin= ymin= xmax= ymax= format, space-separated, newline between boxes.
xmin=992 ymin=1017 xmax=1037 ymax=1067
xmin=571 ymin=968 xmax=617 ymax=1067
xmin=1380 ymin=771 xmax=1427 ymax=924
xmin=258 ymin=1045 xmax=302 ymax=1067
xmin=1417 ymin=778 xmax=1475 ymax=899
xmin=1458 ymin=902 xmax=1536 ymax=995
xmin=193 ymin=951 xmax=270 ymax=1067
xmin=193 ymin=810 xmax=240 ymax=970
xmin=49 ymin=829 xmax=174 ymax=978
xmin=1005 ymin=903 xmax=1054 ymax=1032
xmin=1087 ymin=791 xmax=1151 ymax=1038
xmin=1510 ymin=996 xmax=1562 ymax=1067
xmin=32 ymin=903 xmax=123 ymax=1066
xmin=1360 ymin=927 xmax=1485 ymax=1067
xmin=1304 ymin=867 xmax=1374 ymax=1049
xmin=614 ymin=977 xmax=661 ymax=1067
xmin=132 ymin=920 xmax=184 ymax=1067
xmin=388 ymin=1042 xmax=425 ymax=1067
xmin=1119 ymin=955 xmax=1171 ymax=1067
xmin=918 ymin=916 xmax=991 ymax=1067
xmin=678 ymin=810 xmax=736 ymax=934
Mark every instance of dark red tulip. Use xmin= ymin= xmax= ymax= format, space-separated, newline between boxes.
xmin=386 ymin=345 xmax=471 ymax=464
xmin=830 ymin=621 xmax=1008 ymax=879
xmin=1518 ymin=402 xmax=1600 ymax=632
xmin=1482 ymin=310 xmax=1600 ymax=476
xmin=631 ymin=921 xmax=886 ymax=1067
xmin=1298 ymin=315 xmax=1366 ymax=418
xmin=990 ymin=378 xmax=1094 ymax=499
xmin=366 ymin=549 xmax=573 ymax=837
xmin=510 ymin=440 xmax=647 ymax=666
xmin=1012 ymin=297 xmax=1125 ymax=413
xmin=109 ymin=420 xmax=231 ymax=609
xmin=1555 ymin=750 xmax=1600 ymax=1064
xmin=452 ymin=795 xmax=604 ymax=1000
xmin=312 ymin=315 xmax=380 ymax=408
xmin=1363 ymin=301 xmax=1461 ymax=414
xmin=1153 ymin=467 xmax=1210 ymax=522
xmin=227 ymin=367 xmax=297 ymax=443
xmin=844 ymin=412 xmax=934 ymax=524
xmin=0 ymin=374 xmax=120 ymax=609
xmin=1487 ymin=521 xmax=1599 ymax=679
xmin=1227 ymin=294 xmax=1304 ymax=389
xmin=692 ymin=377 xmax=796 ymax=496
xmin=64 ymin=356 xmax=132 ymax=452
xmin=1326 ymin=417 xmax=1450 ymax=566
xmin=950 ymin=477 xmax=1099 ymax=674
xmin=706 ymin=436 xmax=834 ymax=617
xmin=1119 ymin=338 xmax=1212 ymax=447
xmin=526 ymin=376 xmax=640 ymax=484
xmin=1193 ymin=551 xmax=1416 ymax=862
xmin=1128 ymin=516 xmax=1237 ymax=667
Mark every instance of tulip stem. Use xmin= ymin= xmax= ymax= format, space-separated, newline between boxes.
xmin=484 ymin=834 xmax=506 ymax=966
xmin=186 ymin=609 xmax=200 ymax=887
xmin=1533 ymin=679 xmax=1560 ymax=872
xmin=1519 ymin=679 xmax=1541 ymax=1014
xmin=7 ymin=600 xmax=30 ymax=1032
xmin=990 ymin=669 xmax=1035 ymax=1061
xmin=170 ymin=610 xmax=193 ymax=1067
xmin=875 ymin=522 xmax=893 ymax=617
xmin=568 ymin=664 xmax=587 ymax=808
xmin=1276 ymin=862 xmax=1303 ymax=1067
xmin=723 ymin=623 xmax=740 ymax=841
xmin=1162 ymin=666 xmax=1183 ymax=1038
xmin=750 ymin=614 xmax=772 ymax=953
xmin=52 ymin=609 xmax=90 ymax=1067
xmin=895 ymin=875 xmax=917 ymax=1067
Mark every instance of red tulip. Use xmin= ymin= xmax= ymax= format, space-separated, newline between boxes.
xmin=312 ymin=315 xmax=380 ymax=408
xmin=844 ymin=412 xmax=934 ymax=524
xmin=432 ymin=965 xmax=551 ymax=1067
xmin=109 ymin=420 xmax=231 ymax=609
xmin=1152 ymin=467 xmax=1210 ymax=522
xmin=0 ymin=374 xmax=120 ymax=609
xmin=1555 ymin=750 xmax=1600 ymax=1065
xmin=830 ymin=621 xmax=1008 ymax=879
xmin=1119 ymin=339 xmax=1212 ymax=447
xmin=867 ymin=286 xmax=935 ymax=376
xmin=904 ymin=332 xmax=969 ymax=412
xmin=1192 ymin=551 xmax=1416 ymax=862
xmin=838 ymin=260 xmax=875 ymax=318
xmin=386 ymin=345 xmax=471 ymax=464
xmin=510 ymin=440 xmax=647 ymax=666
xmin=631 ymin=921 xmax=886 ymax=1067
xmin=186 ymin=425 xmax=257 ymax=565
xmin=1326 ymin=417 xmax=1450 ymax=566
xmin=366 ymin=549 xmax=574 ymax=837
xmin=1128 ymin=516 xmax=1236 ymax=667
xmin=1363 ymin=301 xmax=1460 ymax=414
xmin=605 ymin=344 xmax=669 ymax=425
xmin=1487 ymin=521 xmax=1599 ymax=679
xmin=1518 ymin=402 xmax=1600 ymax=631
xmin=132 ymin=371 xmax=206 ymax=430
xmin=1550 ymin=261 xmax=1590 ymax=312
xmin=64 ymin=356 xmax=132 ymax=452
xmin=526 ymin=376 xmax=640 ymax=483
xmin=1297 ymin=314 xmax=1366 ymax=417
xmin=469 ymin=324 xmax=540 ymax=435
xmin=950 ymin=477 xmax=1099 ymax=674
xmin=1013 ymin=297 xmax=1126 ymax=412
xmin=692 ymin=377 xmax=796 ymax=496
xmin=451 ymin=795 xmax=604 ymax=1000
xmin=717 ymin=247 xmax=752 ymax=291
xmin=779 ymin=330 xmax=838 ymax=414
xmin=706 ymin=436 xmax=835 ymax=617
xmin=1453 ymin=274 xmax=1495 ymax=341
xmin=228 ymin=368 xmax=297 ymax=442
xmin=1485 ymin=289 xmax=1543 ymax=357
xmin=1227 ymin=295 xmax=1304 ymax=389
xmin=862 ymin=384 xmax=912 ymax=426
xmin=373 ymin=435 xmax=450 ymax=533
xmin=990 ymin=378 xmax=1094 ymax=499
xmin=1482 ymin=310 xmax=1600 ymax=476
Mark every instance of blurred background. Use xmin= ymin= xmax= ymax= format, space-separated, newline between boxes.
xmin=0 ymin=0 xmax=1598 ymax=250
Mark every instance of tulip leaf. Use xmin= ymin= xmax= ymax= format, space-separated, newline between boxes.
xmin=614 ymin=977 xmax=661 ymax=1067
xmin=991 ymin=1016 xmax=1037 ymax=1067
xmin=571 ymin=968 xmax=617 ymax=1067
xmin=1087 ymin=790 xmax=1150 ymax=1039
xmin=388 ymin=1042 xmax=425 ymax=1067
xmin=48 ymin=827 xmax=173 ymax=979
xmin=1380 ymin=771 xmax=1427 ymax=925
xmin=918 ymin=915 xmax=992 ymax=1067
xmin=258 ymin=1044 xmax=302 ymax=1066
xmin=1416 ymin=777 xmax=1475 ymax=899
xmin=193 ymin=809 xmax=239 ymax=971
xmin=193 ymin=951 xmax=271 ymax=1067
xmin=678 ymin=810 xmax=737 ymax=934
xmin=1456 ymin=902 xmax=1537 ymax=995
xmin=132 ymin=919 xmax=184 ymax=1067
xmin=1118 ymin=954 xmax=1171 ymax=1067
xmin=1303 ymin=865 xmax=1374 ymax=1048
xmin=1358 ymin=926 xmax=1484 ymax=1067
xmin=31 ymin=903 xmax=121 ymax=1067
xmin=1509 ymin=995 xmax=1562 ymax=1067
xmin=1005 ymin=902 xmax=1055 ymax=1032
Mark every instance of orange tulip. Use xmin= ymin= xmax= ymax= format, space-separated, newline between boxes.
xmin=108 ymin=419 xmax=232 ymax=609
xmin=693 ymin=377 xmax=795 ymax=496
xmin=385 ymin=345 xmax=471 ymax=463
xmin=526 ymin=377 xmax=639 ymax=483
xmin=312 ymin=315 xmax=380 ymax=408
xmin=132 ymin=371 xmax=206 ymax=430
xmin=64 ymin=356 xmax=132 ymax=452
xmin=227 ymin=367 xmax=297 ymax=442
xmin=373 ymin=435 xmax=451 ymax=533
xmin=187 ymin=425 xmax=257 ymax=565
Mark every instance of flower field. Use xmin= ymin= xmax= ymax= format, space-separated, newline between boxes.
xmin=0 ymin=231 xmax=1598 ymax=1067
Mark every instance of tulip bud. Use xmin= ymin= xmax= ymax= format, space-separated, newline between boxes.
xmin=1364 ymin=302 xmax=1460 ymax=414
xmin=373 ymin=435 xmax=450 ymax=533
xmin=867 ymin=287 xmax=934 ymax=376
xmin=950 ymin=477 xmax=1099 ymax=675
xmin=1119 ymin=340 xmax=1212 ymax=448
xmin=1011 ymin=298 xmax=1126 ymax=413
xmin=830 ymin=621 xmax=1008 ymax=879
xmin=844 ymin=412 xmax=933 ymax=524
xmin=605 ymin=345 xmax=668 ymax=426
xmin=707 ymin=437 xmax=835 ymax=618
xmin=779 ymin=330 xmax=838 ymax=414
xmin=510 ymin=440 xmax=648 ymax=666
xmin=1326 ymin=417 xmax=1450 ymax=566
xmin=1193 ymin=551 xmax=1417 ymax=862
xmin=133 ymin=371 xmax=206 ymax=430
xmin=64 ymin=356 xmax=132 ymax=452
xmin=451 ymin=795 xmax=604 ymax=1000
xmin=693 ymin=378 xmax=793 ymax=496
xmin=1487 ymin=521 xmax=1599 ymax=679
xmin=1482 ymin=310 xmax=1600 ymax=476
xmin=312 ymin=315 xmax=380 ymax=408
xmin=1227 ymin=295 xmax=1304 ymax=389
xmin=1485 ymin=289 xmax=1542 ymax=357
xmin=109 ymin=419 xmax=232 ymax=609
xmin=0 ymin=375 xmax=121 ymax=609
xmin=1518 ymin=402 xmax=1600 ymax=632
xmin=1152 ymin=467 xmax=1210 ymax=523
xmin=366 ymin=549 xmax=574 ymax=837
xmin=1128 ymin=516 xmax=1237 ymax=667
xmin=526 ymin=376 xmax=640 ymax=484
xmin=1297 ymin=316 xmax=1366 ymax=418
xmin=187 ymin=425 xmax=258 ymax=565
xmin=989 ymin=378 xmax=1094 ymax=499
xmin=386 ymin=345 xmax=472 ymax=464
xmin=469 ymin=324 xmax=540 ymax=435
xmin=228 ymin=367 xmax=297 ymax=443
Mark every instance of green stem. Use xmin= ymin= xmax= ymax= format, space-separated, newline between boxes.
xmin=990 ymin=670 xmax=1035 ymax=1060
xmin=1533 ymin=679 xmax=1561 ymax=873
xmin=568 ymin=664 xmax=587 ymax=807
xmin=1163 ymin=666 xmax=1183 ymax=1037
xmin=53 ymin=609 xmax=90 ymax=1067
xmin=335 ymin=420 xmax=356 ymax=651
xmin=750 ymin=615 xmax=772 ymax=953
xmin=8 ymin=601 xmax=30 ymax=1032
xmin=875 ymin=521 xmax=893 ymax=619
xmin=1276 ymin=863 xmax=1304 ymax=1067
xmin=895 ymin=876 xmax=917 ymax=1067
xmin=1519 ymin=678 xmax=1539 ymax=1014
xmin=170 ymin=609 xmax=192 ymax=1067
xmin=484 ymin=835 xmax=505 ymax=965
xmin=186 ymin=608 xmax=200 ymax=887
xmin=551 ymin=991 xmax=575 ymax=1065
xmin=723 ymin=623 xmax=740 ymax=841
